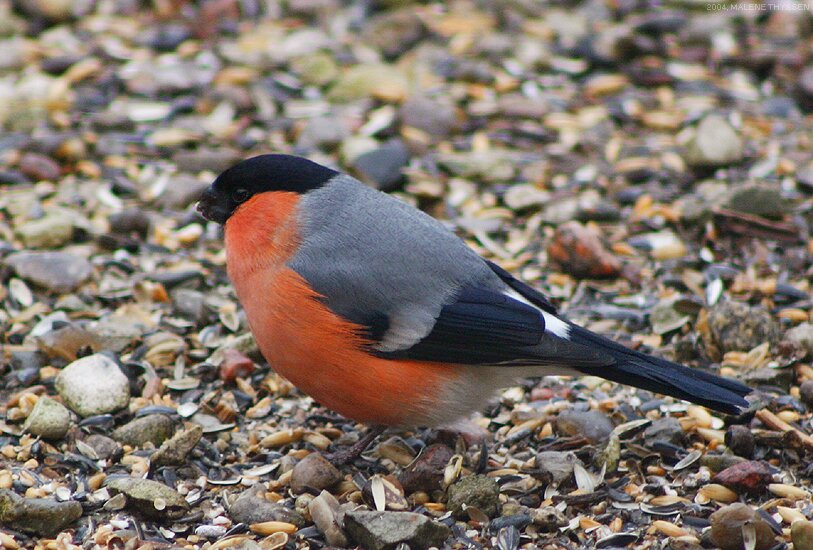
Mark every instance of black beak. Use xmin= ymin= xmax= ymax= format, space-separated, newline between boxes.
xmin=197 ymin=187 xmax=230 ymax=224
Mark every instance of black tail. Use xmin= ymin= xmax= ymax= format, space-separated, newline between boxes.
xmin=568 ymin=325 xmax=751 ymax=415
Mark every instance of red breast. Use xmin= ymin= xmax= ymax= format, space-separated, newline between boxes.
xmin=224 ymin=192 xmax=463 ymax=427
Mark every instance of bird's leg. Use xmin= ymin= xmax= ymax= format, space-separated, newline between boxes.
xmin=326 ymin=425 xmax=387 ymax=465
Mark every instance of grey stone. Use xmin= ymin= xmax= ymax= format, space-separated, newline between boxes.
xmin=172 ymin=148 xmax=241 ymax=174
xmin=400 ymin=95 xmax=459 ymax=137
xmin=308 ymin=490 xmax=347 ymax=547
xmin=290 ymin=453 xmax=342 ymax=493
xmin=56 ymin=353 xmax=130 ymax=417
xmin=6 ymin=251 xmax=92 ymax=293
xmin=556 ymin=409 xmax=614 ymax=443
xmin=23 ymin=396 xmax=71 ymax=440
xmin=351 ymin=139 xmax=410 ymax=191
xmin=112 ymin=415 xmax=175 ymax=448
xmin=344 ymin=510 xmax=451 ymax=550
xmin=684 ymin=114 xmax=744 ymax=168
xmin=535 ymin=451 xmax=582 ymax=485
xmin=644 ymin=417 xmax=686 ymax=445
xmin=151 ymin=425 xmax=202 ymax=466
xmin=228 ymin=486 xmax=305 ymax=526
xmin=105 ymin=478 xmax=189 ymax=519
xmin=0 ymin=489 xmax=82 ymax=537
xmin=742 ymin=367 xmax=794 ymax=391
xmin=726 ymin=184 xmax=785 ymax=220
xmin=171 ymin=288 xmax=208 ymax=325
xmin=15 ymin=211 xmax=75 ymax=248
xmin=786 ymin=323 xmax=813 ymax=359
xmin=703 ymin=301 xmax=780 ymax=360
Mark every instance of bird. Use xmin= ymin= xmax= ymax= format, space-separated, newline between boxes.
xmin=197 ymin=154 xmax=751 ymax=452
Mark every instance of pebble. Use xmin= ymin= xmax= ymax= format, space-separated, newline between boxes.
xmin=503 ymin=184 xmax=550 ymax=211
xmin=351 ymin=139 xmax=410 ymax=191
xmin=228 ymin=486 xmax=305 ymax=527
xmin=556 ymin=409 xmax=614 ymax=443
xmin=398 ymin=444 xmax=454 ymax=494
xmin=785 ymin=323 xmax=813 ymax=359
xmin=290 ymin=453 xmax=342 ymax=494
xmin=725 ymin=184 xmax=785 ymax=220
xmin=172 ymin=148 xmax=242 ymax=174
xmin=709 ymin=503 xmax=776 ymax=550
xmin=0 ymin=489 xmax=83 ymax=537
xmin=171 ymin=288 xmax=209 ymax=326
xmin=792 ymin=521 xmax=813 ymax=550
xmin=742 ymin=367 xmax=794 ymax=391
xmin=109 ymin=208 xmax=150 ymax=237
xmin=35 ymin=323 xmax=102 ymax=362
xmin=446 ymin=475 xmax=500 ymax=519
xmin=15 ymin=211 xmax=76 ymax=248
xmin=105 ymin=477 xmax=189 ymax=519
xmin=531 ymin=506 xmax=567 ymax=531
xmin=82 ymin=434 xmax=120 ymax=460
xmin=535 ymin=451 xmax=583 ymax=485
xmin=546 ymin=221 xmax=621 ymax=279
xmin=5 ymin=251 xmax=92 ymax=293
xmin=23 ymin=396 xmax=71 ymax=440
xmin=683 ymin=114 xmax=744 ymax=168
xmin=400 ymin=95 xmax=460 ymax=137
xmin=150 ymin=425 xmax=202 ymax=466
xmin=643 ymin=417 xmax=686 ymax=446
xmin=18 ymin=152 xmax=60 ymax=181
xmin=308 ymin=490 xmax=347 ymax=547
xmin=713 ymin=461 xmax=773 ymax=496
xmin=55 ymin=353 xmax=130 ymax=417
xmin=290 ymin=53 xmax=339 ymax=86
xmin=362 ymin=8 xmax=425 ymax=59
xmin=724 ymin=425 xmax=755 ymax=458
xmin=112 ymin=414 xmax=175 ymax=448
xmin=701 ymin=301 xmax=780 ymax=360
xmin=328 ymin=64 xmax=409 ymax=103
xmin=344 ymin=510 xmax=451 ymax=550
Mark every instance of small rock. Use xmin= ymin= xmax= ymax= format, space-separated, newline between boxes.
xmin=547 ymin=221 xmax=621 ymax=279
xmin=503 ymin=184 xmax=550 ymax=211
xmin=535 ymin=451 xmax=583 ymax=485
xmin=296 ymin=115 xmax=348 ymax=151
xmin=700 ymin=454 xmax=747 ymax=472
xmin=171 ymin=288 xmax=208 ymax=326
xmin=56 ymin=353 xmax=130 ymax=417
xmin=228 ymin=486 xmax=305 ymax=527
xmin=151 ymin=425 xmax=202 ymax=466
xmin=344 ymin=510 xmax=451 ymax=550
xmin=290 ymin=453 xmax=342 ymax=493
xmin=112 ymin=415 xmax=175 ymax=448
xmin=0 ymin=489 xmax=82 ymax=537
xmin=644 ymin=417 xmax=686 ymax=446
xmin=792 ymin=521 xmax=813 ymax=550
xmin=35 ymin=324 xmax=102 ymax=362
xmin=701 ymin=301 xmax=780 ymax=361
xmin=362 ymin=8 xmax=425 ymax=59
xmin=308 ymin=490 xmax=348 ymax=547
xmin=400 ymin=95 xmax=459 ymax=137
xmin=18 ymin=152 xmax=60 ymax=181
xmin=83 ymin=434 xmax=120 ymax=460
xmin=709 ymin=503 xmax=776 ymax=550
xmin=725 ymin=184 xmax=785 ymax=220
xmin=447 ymin=475 xmax=500 ymax=519
xmin=105 ymin=477 xmax=189 ymax=519
xmin=800 ymin=380 xmax=813 ymax=408
xmin=351 ymin=139 xmax=410 ymax=191
xmin=172 ymin=148 xmax=242 ymax=174
xmin=713 ymin=460 xmax=773 ymax=495
xmin=155 ymin=175 xmax=209 ymax=210
xmin=6 ymin=251 xmax=92 ymax=293
xmin=725 ymin=425 xmax=755 ymax=458
xmin=23 ymin=396 xmax=71 ymax=440
xmin=742 ymin=367 xmax=794 ymax=391
xmin=15 ymin=211 xmax=75 ymax=248
xmin=90 ymin=318 xmax=143 ymax=353
xmin=290 ymin=53 xmax=339 ymax=87
xmin=531 ymin=506 xmax=567 ymax=532
xmin=785 ymin=323 xmax=813 ymax=359
xmin=109 ymin=208 xmax=150 ymax=237
xmin=219 ymin=348 xmax=257 ymax=384
xmin=684 ymin=114 xmax=744 ymax=168
xmin=398 ymin=444 xmax=454 ymax=494
xmin=328 ymin=64 xmax=409 ymax=103
xmin=556 ymin=409 xmax=614 ymax=443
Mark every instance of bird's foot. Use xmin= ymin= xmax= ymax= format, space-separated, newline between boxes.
xmin=324 ymin=425 xmax=387 ymax=465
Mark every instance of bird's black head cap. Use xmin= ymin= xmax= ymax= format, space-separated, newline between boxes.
xmin=197 ymin=154 xmax=339 ymax=224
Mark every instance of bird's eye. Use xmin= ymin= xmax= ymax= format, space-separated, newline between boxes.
xmin=232 ymin=188 xmax=250 ymax=203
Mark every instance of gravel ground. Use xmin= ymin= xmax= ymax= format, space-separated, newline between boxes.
xmin=1 ymin=1 xmax=813 ymax=549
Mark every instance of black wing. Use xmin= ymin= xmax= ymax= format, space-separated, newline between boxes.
xmin=376 ymin=284 xmax=612 ymax=368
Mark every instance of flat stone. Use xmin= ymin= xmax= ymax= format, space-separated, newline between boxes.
xmin=6 ymin=251 xmax=92 ymax=293
xmin=684 ymin=114 xmax=744 ymax=168
xmin=112 ymin=414 xmax=175 ymax=448
xmin=0 ymin=489 xmax=82 ymax=537
xmin=228 ymin=486 xmax=305 ymax=526
xmin=556 ymin=409 xmax=614 ymax=443
xmin=23 ymin=396 xmax=71 ymax=440
xmin=446 ymin=475 xmax=500 ymax=519
xmin=105 ymin=477 xmax=189 ymax=519
xmin=345 ymin=510 xmax=451 ymax=550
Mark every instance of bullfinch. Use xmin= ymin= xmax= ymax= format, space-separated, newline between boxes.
xmin=197 ymin=154 xmax=751 ymax=432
